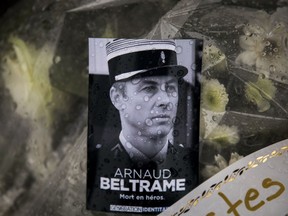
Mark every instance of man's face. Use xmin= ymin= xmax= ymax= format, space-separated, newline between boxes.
xmin=119 ymin=75 xmax=179 ymax=139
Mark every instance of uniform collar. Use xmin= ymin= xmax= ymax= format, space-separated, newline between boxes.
xmin=119 ymin=131 xmax=168 ymax=164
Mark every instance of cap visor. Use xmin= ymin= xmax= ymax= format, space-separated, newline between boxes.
xmin=115 ymin=65 xmax=188 ymax=81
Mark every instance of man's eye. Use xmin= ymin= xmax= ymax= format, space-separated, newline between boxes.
xmin=142 ymin=86 xmax=157 ymax=93
xmin=166 ymin=85 xmax=176 ymax=93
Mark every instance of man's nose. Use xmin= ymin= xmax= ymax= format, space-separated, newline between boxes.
xmin=155 ymin=90 xmax=171 ymax=108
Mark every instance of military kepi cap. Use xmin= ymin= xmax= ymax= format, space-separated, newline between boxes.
xmin=106 ymin=39 xmax=188 ymax=84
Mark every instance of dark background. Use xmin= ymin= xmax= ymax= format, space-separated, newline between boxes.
xmin=0 ymin=0 xmax=19 ymax=16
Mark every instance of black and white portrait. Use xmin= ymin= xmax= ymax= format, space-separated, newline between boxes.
xmin=87 ymin=39 xmax=202 ymax=214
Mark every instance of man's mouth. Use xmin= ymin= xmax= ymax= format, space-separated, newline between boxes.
xmin=151 ymin=114 xmax=171 ymax=120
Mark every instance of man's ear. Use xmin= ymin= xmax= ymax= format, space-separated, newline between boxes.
xmin=110 ymin=87 xmax=123 ymax=111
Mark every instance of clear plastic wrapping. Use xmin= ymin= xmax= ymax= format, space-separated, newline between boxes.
xmin=0 ymin=0 xmax=288 ymax=215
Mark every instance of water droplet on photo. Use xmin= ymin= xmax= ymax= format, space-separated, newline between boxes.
xmin=172 ymin=117 xmax=180 ymax=125
xmin=172 ymin=92 xmax=178 ymax=97
xmin=136 ymin=105 xmax=142 ymax=110
xmin=145 ymin=119 xmax=153 ymax=126
xmin=99 ymin=42 xmax=104 ymax=47
xmin=126 ymin=142 xmax=132 ymax=148
xmin=73 ymin=201 xmax=79 ymax=207
xmin=212 ymin=115 xmax=218 ymax=121
xmin=137 ymin=122 xmax=141 ymax=125
xmin=157 ymin=130 xmax=162 ymax=135
xmin=121 ymin=104 xmax=127 ymax=109
xmin=234 ymin=85 xmax=242 ymax=95
xmin=124 ymin=113 xmax=129 ymax=118
xmin=167 ymin=103 xmax=173 ymax=111
xmin=187 ymin=96 xmax=191 ymax=100
xmin=269 ymin=65 xmax=276 ymax=73
xmin=131 ymin=77 xmax=141 ymax=85
xmin=173 ymin=130 xmax=179 ymax=137
xmin=96 ymin=144 xmax=102 ymax=149
xmin=265 ymin=41 xmax=270 ymax=46
xmin=175 ymin=46 xmax=183 ymax=53
xmin=177 ymin=70 xmax=184 ymax=77
xmin=138 ymin=131 xmax=142 ymax=136
xmin=144 ymin=96 xmax=149 ymax=101
xmin=54 ymin=56 xmax=61 ymax=64
xmin=80 ymin=161 xmax=86 ymax=172
xmin=150 ymin=110 xmax=155 ymax=114
xmin=260 ymin=73 xmax=266 ymax=79
xmin=209 ymin=54 xmax=215 ymax=61
xmin=191 ymin=64 xmax=196 ymax=70
xmin=245 ymin=31 xmax=252 ymax=36
xmin=158 ymin=97 xmax=162 ymax=100
xmin=189 ymin=40 xmax=194 ymax=45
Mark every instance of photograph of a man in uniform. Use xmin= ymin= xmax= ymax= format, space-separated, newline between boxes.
xmin=107 ymin=39 xmax=188 ymax=164
xmin=87 ymin=38 xmax=200 ymax=212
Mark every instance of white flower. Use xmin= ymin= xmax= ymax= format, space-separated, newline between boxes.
xmin=245 ymin=77 xmax=277 ymax=112
xmin=1 ymin=37 xmax=66 ymax=180
xmin=201 ymin=78 xmax=229 ymax=112
xmin=204 ymin=124 xmax=240 ymax=149
xmin=235 ymin=8 xmax=288 ymax=83
xmin=202 ymin=43 xmax=227 ymax=72
xmin=201 ymin=152 xmax=244 ymax=179
xmin=2 ymin=36 xmax=53 ymax=124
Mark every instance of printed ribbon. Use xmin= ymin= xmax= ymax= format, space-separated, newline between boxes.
xmin=159 ymin=139 xmax=288 ymax=216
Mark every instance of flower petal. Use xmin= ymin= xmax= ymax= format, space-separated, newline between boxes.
xmin=201 ymin=78 xmax=229 ymax=112
xmin=235 ymin=51 xmax=257 ymax=67
xmin=229 ymin=152 xmax=244 ymax=165
xmin=239 ymin=35 xmax=258 ymax=51
xmin=245 ymin=82 xmax=271 ymax=112
xmin=215 ymin=154 xmax=228 ymax=170
xmin=205 ymin=125 xmax=240 ymax=147
xmin=255 ymin=77 xmax=277 ymax=100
